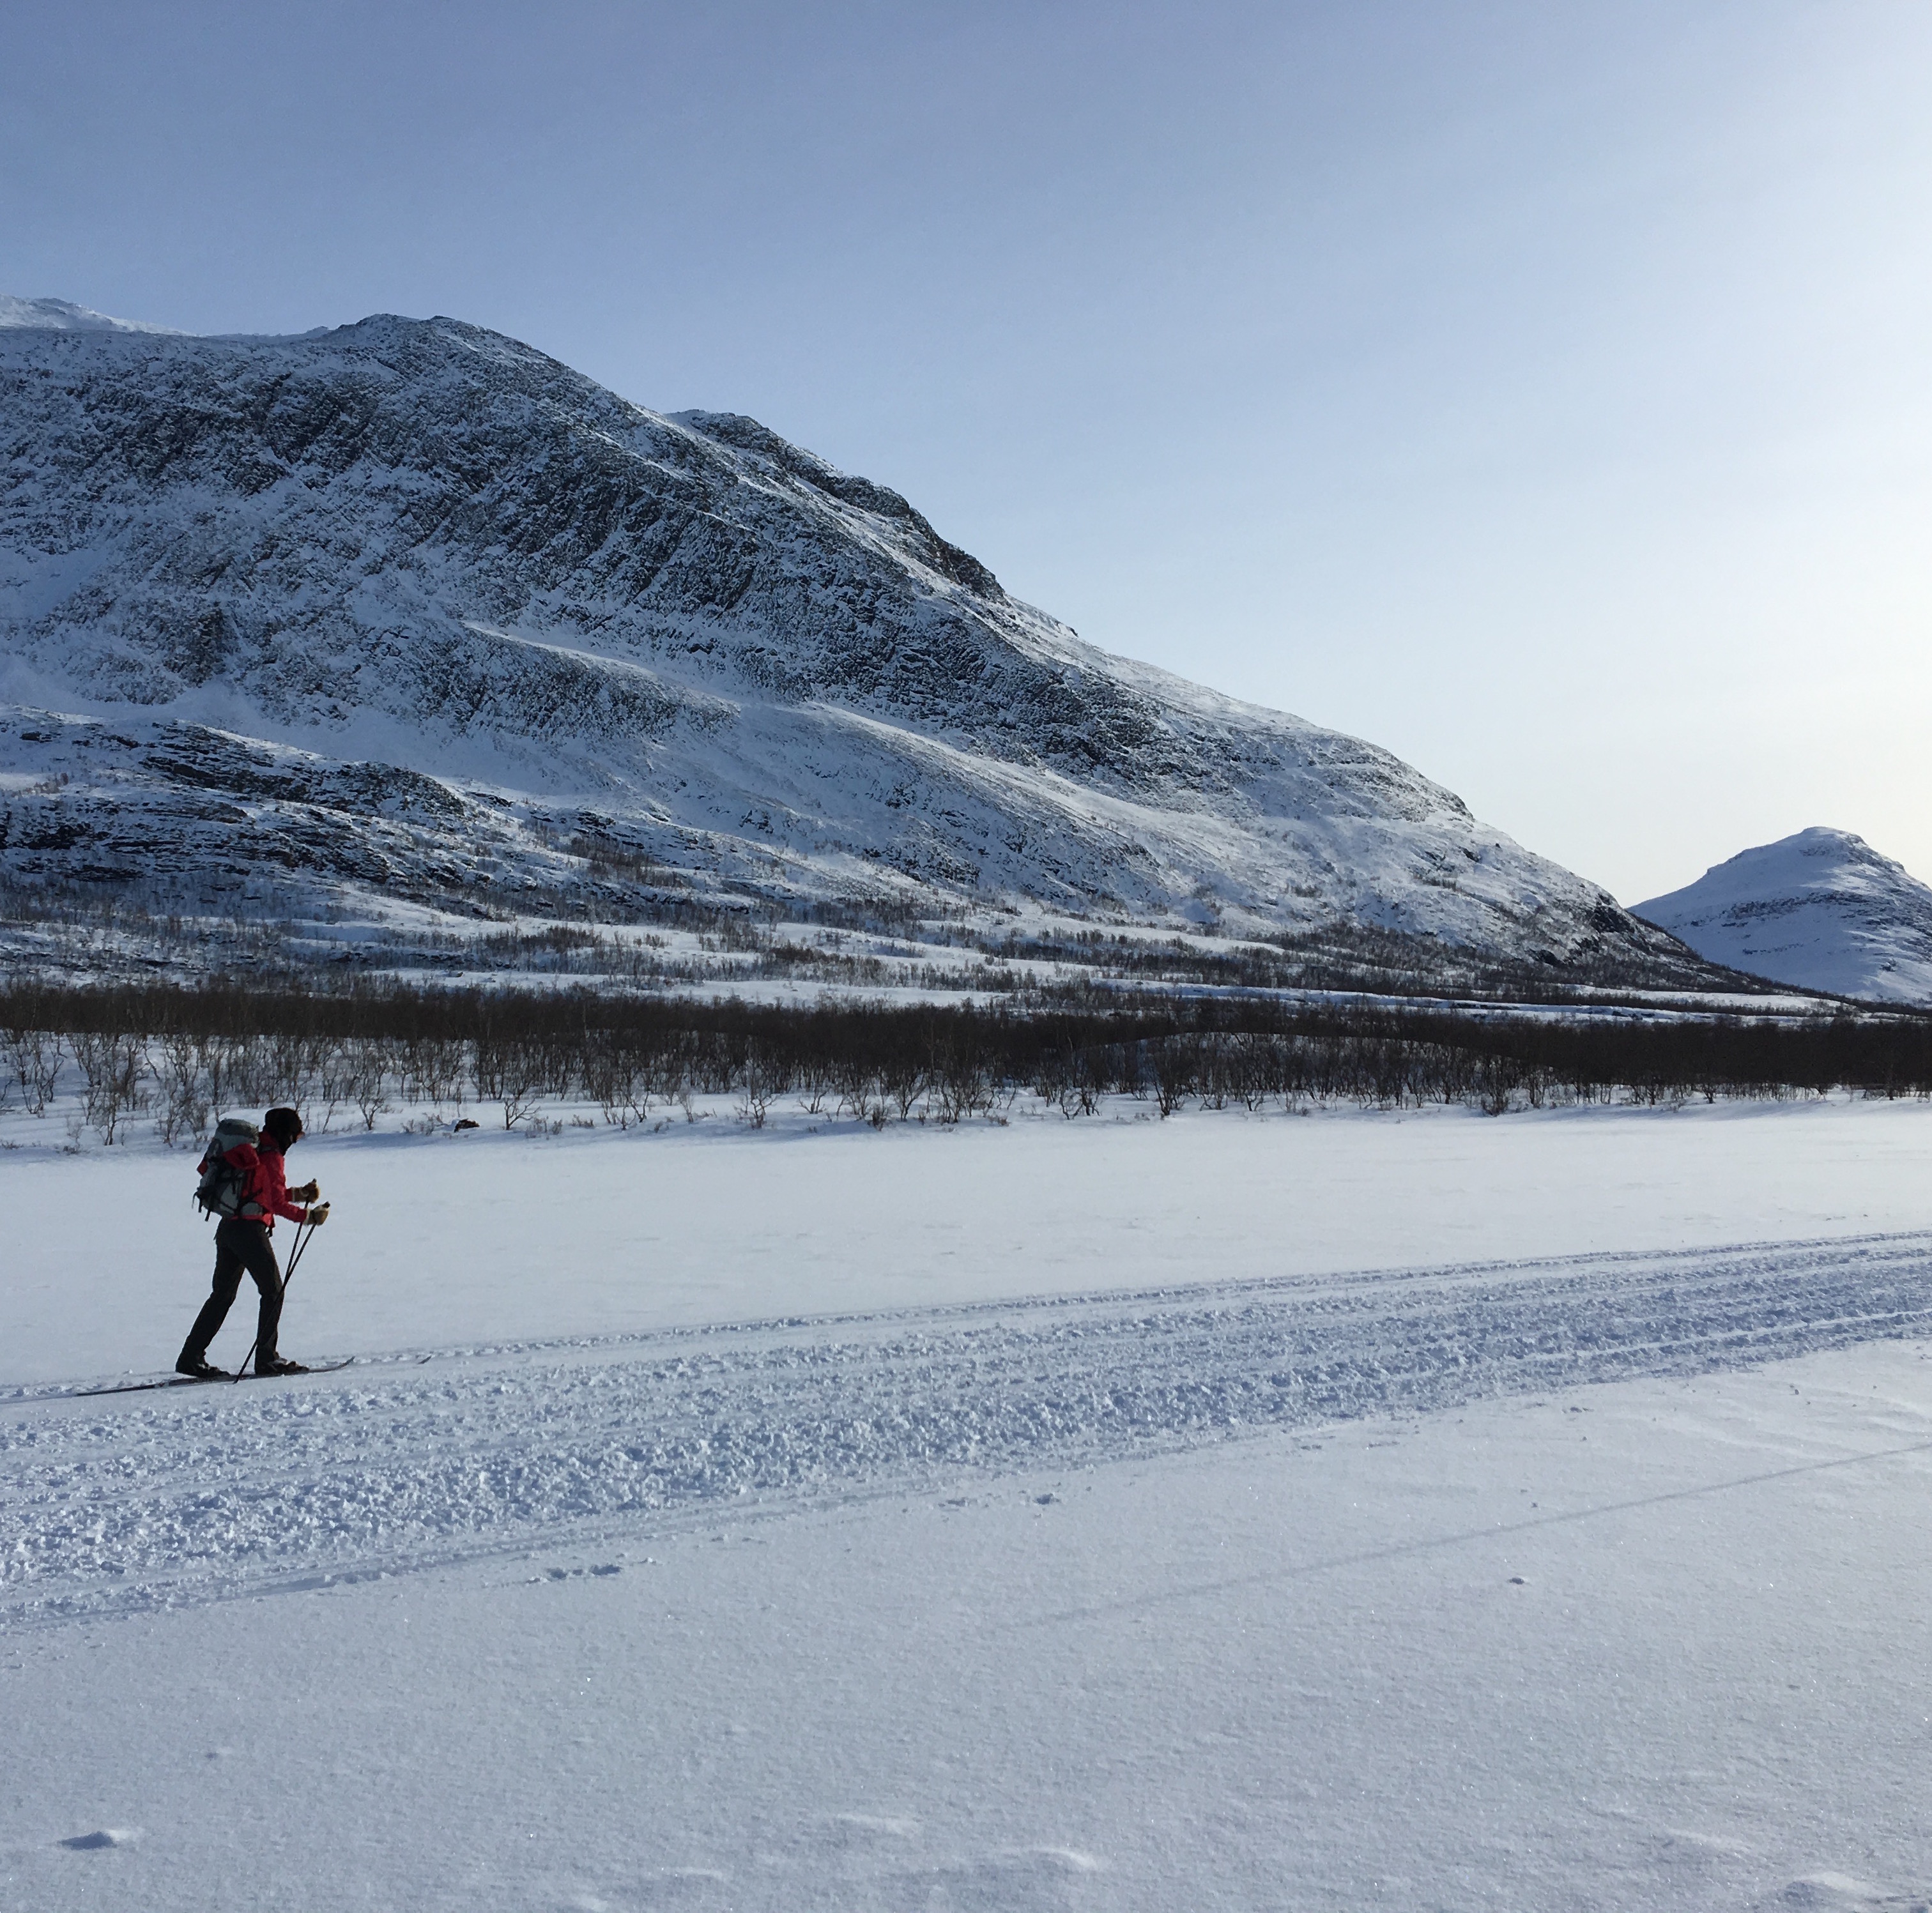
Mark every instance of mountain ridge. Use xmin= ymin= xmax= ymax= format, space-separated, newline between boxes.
xmin=1 ymin=298 xmax=1710 ymax=984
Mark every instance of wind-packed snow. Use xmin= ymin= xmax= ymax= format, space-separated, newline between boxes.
xmin=4 ymin=1098 xmax=1932 ymax=1909
xmin=0 ymin=298 xmax=1696 ymax=976
xmin=1635 ymin=827 xmax=1932 ymax=1005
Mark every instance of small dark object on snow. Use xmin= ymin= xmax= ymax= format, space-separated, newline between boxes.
xmin=454 ymin=1118 xmax=479 ymax=1131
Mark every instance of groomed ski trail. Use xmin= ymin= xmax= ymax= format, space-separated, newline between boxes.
xmin=5 ymin=1230 xmax=1931 ymax=1625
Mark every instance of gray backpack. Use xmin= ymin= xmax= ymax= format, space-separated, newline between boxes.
xmin=194 ymin=1117 xmax=259 ymax=1219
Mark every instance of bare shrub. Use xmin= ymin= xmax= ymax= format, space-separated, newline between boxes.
xmin=879 ymin=1052 xmax=926 ymax=1123
xmin=794 ymin=1056 xmax=833 ymax=1117
xmin=497 ymin=1046 xmax=544 ymax=1129
xmin=586 ymin=1042 xmax=646 ymax=1127
xmin=834 ymin=1054 xmax=877 ymax=1124
xmin=1476 ymin=1051 xmax=1522 ymax=1117
xmin=315 ymin=1038 xmax=360 ymax=1132
xmin=6 ymin=1028 xmax=63 ymax=1115
xmin=72 ymin=1029 xmax=148 ymax=1144
xmin=1038 ymin=1046 xmax=1100 ymax=1119
xmin=928 ymin=1035 xmax=998 ymax=1124
xmin=1229 ymin=1033 xmax=1271 ymax=1112
xmin=1151 ymin=1037 xmax=1195 ymax=1118
xmin=346 ymin=1039 xmax=390 ymax=1130
xmin=151 ymin=1030 xmax=210 ymax=1147
xmin=401 ymin=1035 xmax=465 ymax=1111
xmin=734 ymin=1046 xmax=785 ymax=1129
xmin=219 ymin=1034 xmax=277 ymax=1108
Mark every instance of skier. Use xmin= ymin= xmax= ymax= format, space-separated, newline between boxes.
xmin=177 ymin=1106 xmax=330 ymax=1379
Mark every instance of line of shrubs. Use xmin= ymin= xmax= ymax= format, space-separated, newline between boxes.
xmin=3 ymin=979 xmax=1928 ymax=1143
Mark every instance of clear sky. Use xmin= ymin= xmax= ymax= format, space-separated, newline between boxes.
xmin=6 ymin=0 xmax=1928 ymax=903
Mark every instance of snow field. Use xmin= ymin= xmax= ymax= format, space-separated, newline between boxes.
xmin=4 ymin=1344 xmax=1931 ymax=1910
xmin=4 ymin=1095 xmax=1932 ymax=1909
xmin=4 ymin=1092 xmax=1930 ymax=1389
xmin=7 ymin=1230 xmax=1932 ymax=1622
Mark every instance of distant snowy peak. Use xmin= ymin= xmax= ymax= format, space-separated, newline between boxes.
xmin=1634 ymin=828 xmax=1932 ymax=1005
xmin=0 ymin=294 xmax=182 ymax=335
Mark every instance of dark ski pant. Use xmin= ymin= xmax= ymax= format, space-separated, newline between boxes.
xmin=182 ymin=1219 xmax=283 ymax=1366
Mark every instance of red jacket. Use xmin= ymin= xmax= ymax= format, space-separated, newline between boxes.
xmin=226 ymin=1138 xmax=310 ymax=1231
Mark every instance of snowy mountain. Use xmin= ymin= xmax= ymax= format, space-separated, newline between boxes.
xmin=0 ymin=293 xmax=183 ymax=335
xmin=1 ymin=297 xmax=1706 ymax=981
xmin=1634 ymin=828 xmax=1932 ymax=1005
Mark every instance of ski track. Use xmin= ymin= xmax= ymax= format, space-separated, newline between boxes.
xmin=5 ymin=1231 xmax=1931 ymax=1626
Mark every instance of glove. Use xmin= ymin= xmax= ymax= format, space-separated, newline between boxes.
xmin=292 ymin=1180 xmax=320 ymax=1203
xmin=306 ymin=1202 xmax=330 ymax=1226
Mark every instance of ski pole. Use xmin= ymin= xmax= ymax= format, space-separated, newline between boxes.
xmin=234 ymin=1217 xmax=313 ymax=1383
xmin=285 ymin=1217 xmax=316 ymax=1285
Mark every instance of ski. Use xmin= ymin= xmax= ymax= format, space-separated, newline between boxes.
xmin=68 ymin=1359 xmax=355 ymax=1398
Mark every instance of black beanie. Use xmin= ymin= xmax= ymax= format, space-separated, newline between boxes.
xmin=263 ymin=1106 xmax=303 ymax=1148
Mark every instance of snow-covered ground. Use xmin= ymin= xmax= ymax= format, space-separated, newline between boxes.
xmin=5 ymin=1098 xmax=1932 ymax=1910
xmin=4 ymin=1093 xmax=1928 ymax=1387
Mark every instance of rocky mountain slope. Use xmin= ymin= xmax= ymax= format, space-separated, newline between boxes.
xmin=1 ymin=296 xmax=1711 ymax=984
xmin=1634 ymin=828 xmax=1932 ymax=1005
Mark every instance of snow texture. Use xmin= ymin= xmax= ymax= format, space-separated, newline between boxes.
xmin=6 ymin=1231 xmax=1931 ymax=1624
xmin=4 ymin=1100 xmax=1932 ymax=1909
xmin=10 ymin=1093 xmax=1927 ymax=1385
xmin=1635 ymin=827 xmax=1932 ymax=1005
xmin=0 ymin=297 xmax=1690 ymax=971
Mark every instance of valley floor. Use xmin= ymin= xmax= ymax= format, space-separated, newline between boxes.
xmin=3 ymin=1098 xmax=1931 ymax=1910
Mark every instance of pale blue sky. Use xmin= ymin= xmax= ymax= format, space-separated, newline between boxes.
xmin=6 ymin=1 xmax=1928 ymax=901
